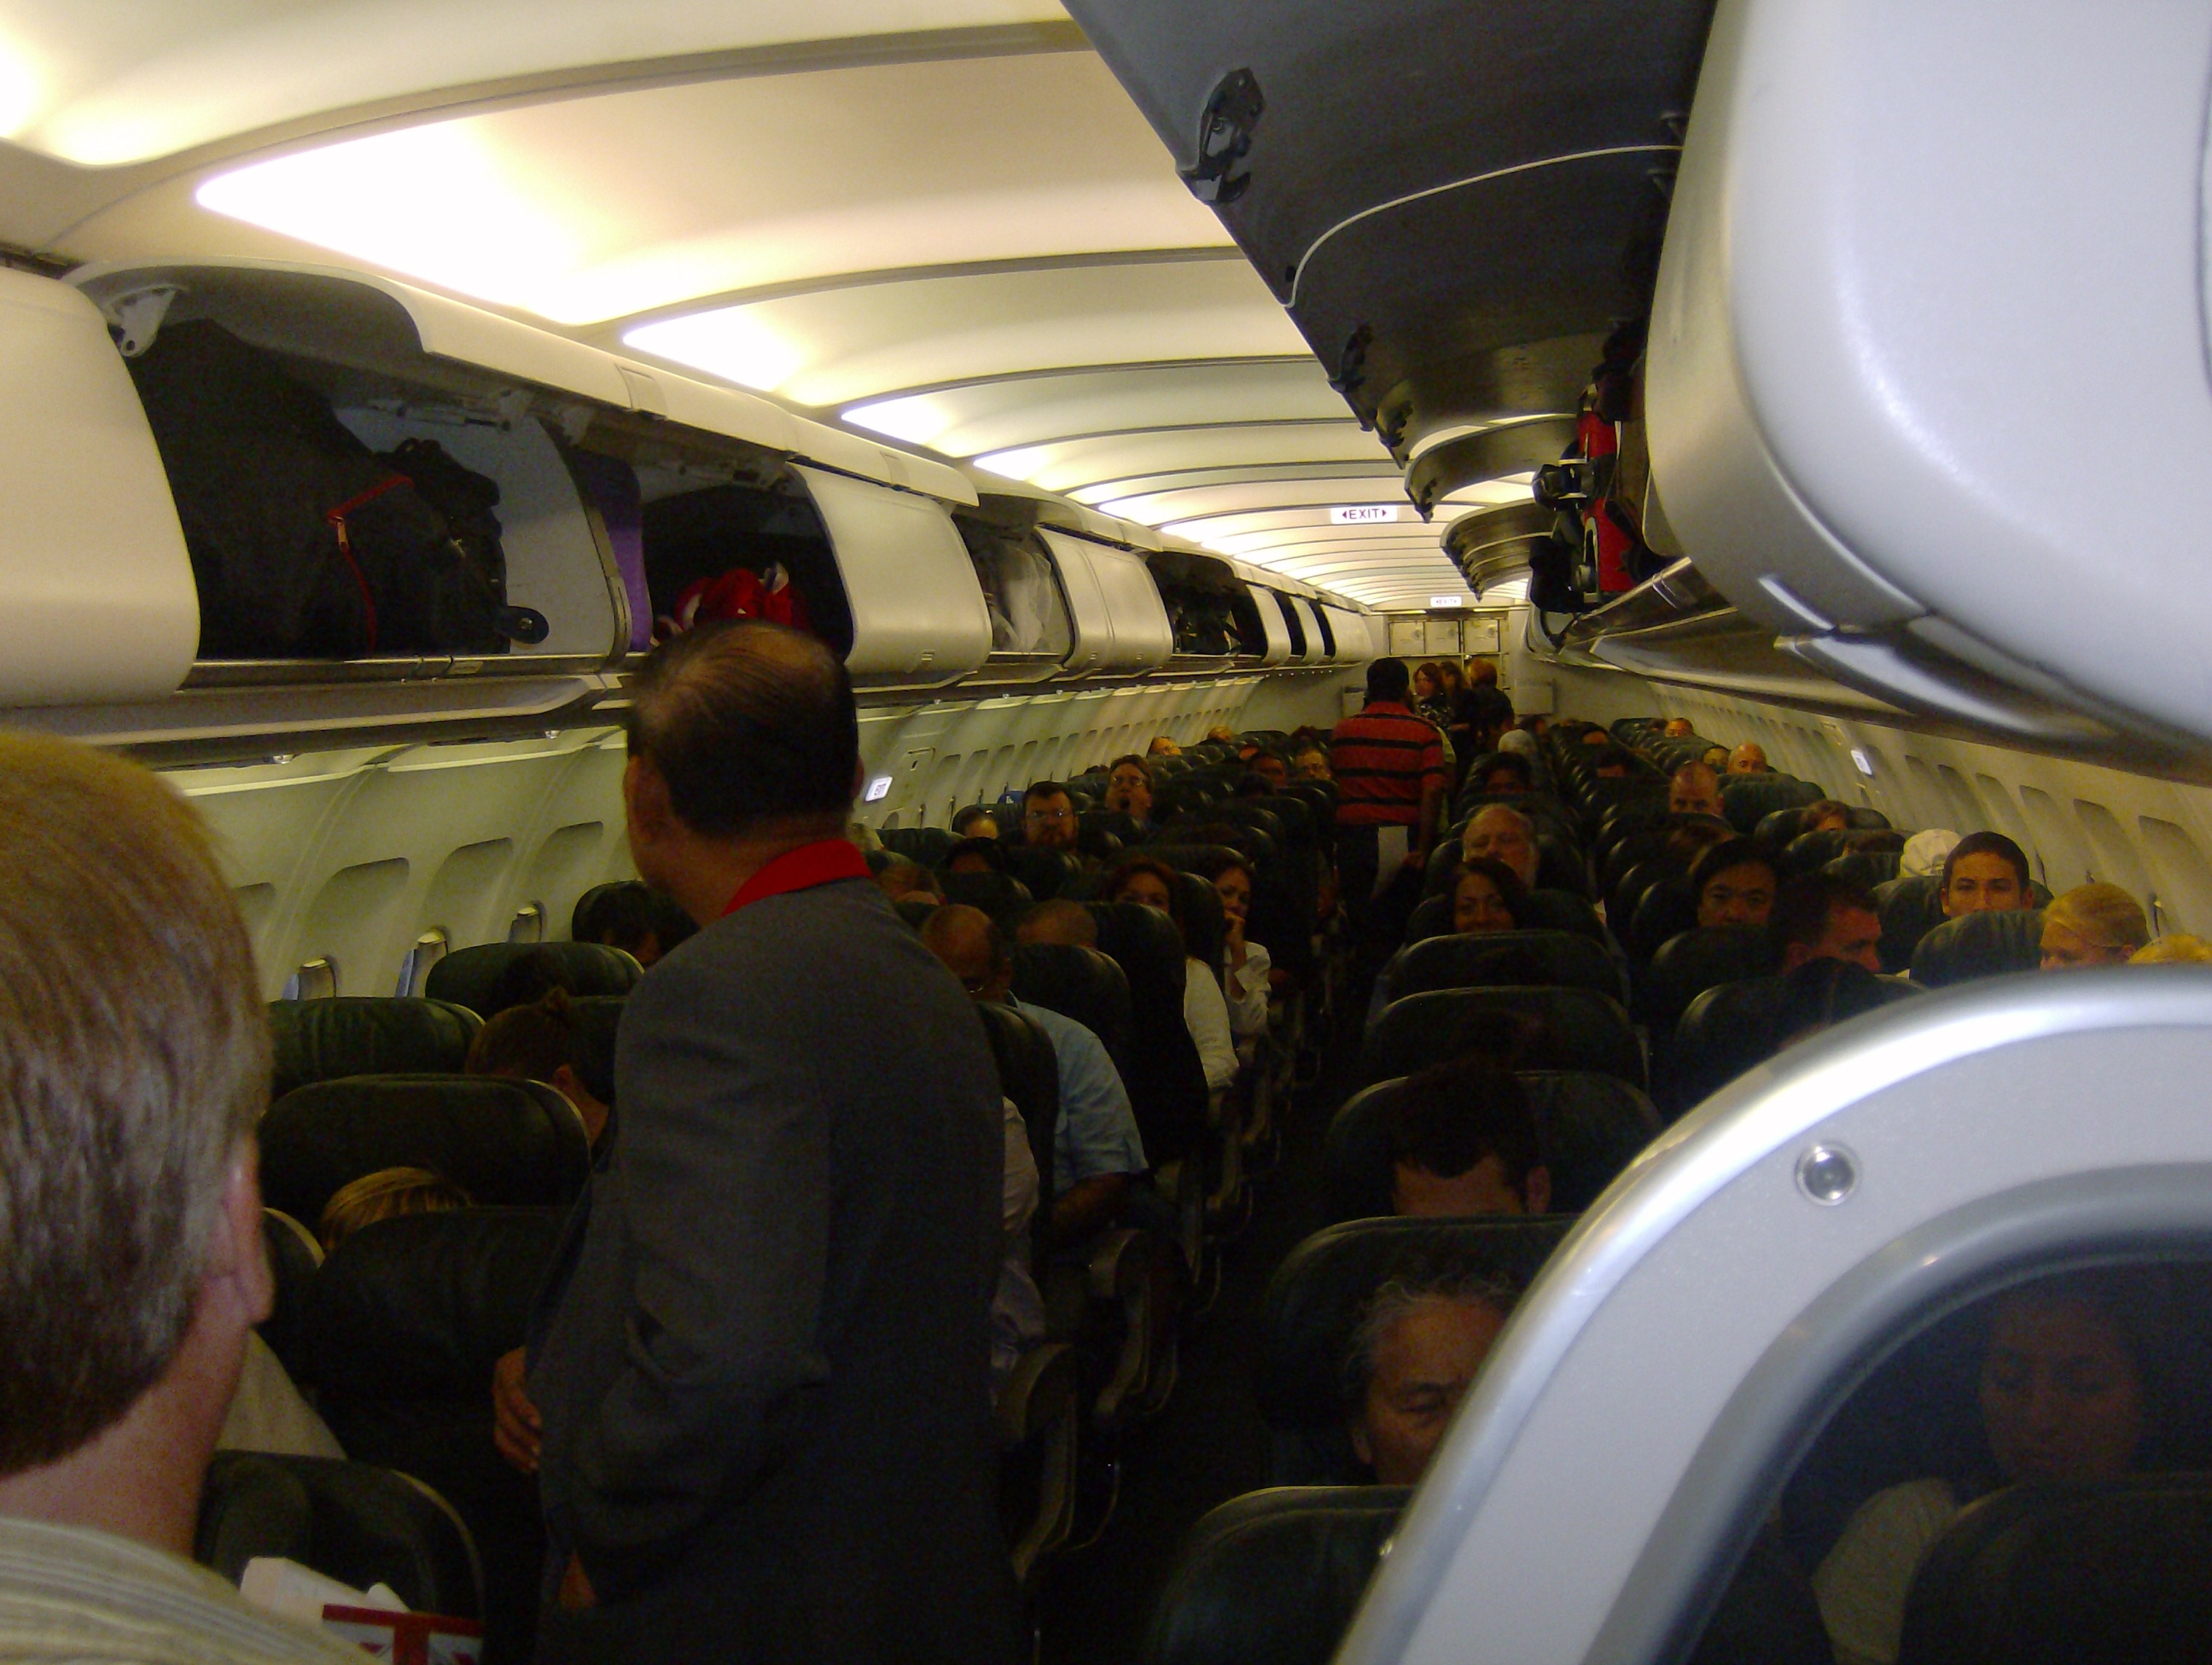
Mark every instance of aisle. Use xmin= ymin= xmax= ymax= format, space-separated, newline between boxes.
xmin=1038 ymin=1033 xmax=1359 ymax=1665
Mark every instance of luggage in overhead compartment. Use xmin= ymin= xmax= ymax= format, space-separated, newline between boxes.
xmin=126 ymin=320 xmax=532 ymax=659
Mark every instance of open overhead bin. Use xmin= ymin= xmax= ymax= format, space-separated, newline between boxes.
xmin=1145 ymin=546 xmax=1270 ymax=665
xmin=1647 ymin=0 xmax=2212 ymax=750
xmin=1320 ymin=604 xmax=1374 ymax=667
xmin=1232 ymin=563 xmax=1294 ymax=665
xmin=1444 ymin=501 xmax=1553 ymax=600
xmin=1035 ymin=529 xmax=1174 ymax=677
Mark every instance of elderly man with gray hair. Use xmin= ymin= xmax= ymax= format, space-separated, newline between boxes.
xmin=1343 ymin=1265 xmax=1522 ymax=1485
xmin=1459 ymin=803 xmax=1540 ymax=891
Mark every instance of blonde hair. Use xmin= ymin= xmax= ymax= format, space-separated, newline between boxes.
xmin=319 ymin=1167 xmax=474 ymax=1252
xmin=2043 ymin=883 xmax=2151 ymax=953
xmin=0 ymin=731 xmax=266 ymax=1474
xmin=2132 ymin=933 xmax=2212 ymax=965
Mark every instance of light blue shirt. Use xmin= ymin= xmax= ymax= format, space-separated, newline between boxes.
xmin=1007 ymin=996 xmax=1148 ymax=1192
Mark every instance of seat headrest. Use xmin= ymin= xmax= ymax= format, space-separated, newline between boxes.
xmin=565 ymin=994 xmax=625 ymax=1108
xmin=423 ymin=942 xmax=640 ymax=1019
xmin=1781 ymin=827 xmax=1853 ymax=876
xmin=975 ymin=1001 xmax=1059 ymax=1193
xmin=1520 ymin=888 xmax=1607 ymax=944
xmin=1360 ymin=985 xmax=1642 ymax=1089
xmin=1873 ymin=874 xmax=1948 ymax=974
xmin=260 ymin=1074 xmax=592 ymax=1228
xmin=1910 ymin=907 xmax=2047 ymax=988
xmin=1642 ymin=925 xmax=1783 ymax=1030
xmin=939 ymin=869 xmax=1036 ymax=926
xmin=998 ymin=843 xmax=1079 ymax=901
xmin=268 ymin=998 xmax=482 ymax=1099
xmin=1086 ymin=901 xmax=1189 ymax=995
xmin=258 ymin=1208 xmax=323 ymax=1379
xmin=1142 ymin=1487 xmax=1410 ymax=1665
xmin=301 ymin=1206 xmax=568 ymax=1398
xmin=1719 ymin=776 xmax=1824 ymax=833
xmin=1385 ymin=930 xmax=1624 ymax=1004
xmin=1010 ymin=944 xmax=1131 ymax=1054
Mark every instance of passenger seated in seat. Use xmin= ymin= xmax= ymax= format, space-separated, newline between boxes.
xmin=1472 ymin=753 xmax=1534 ymax=795
xmin=1022 ymin=781 xmax=1085 ymax=856
xmin=1813 ymin=1270 xmax=2165 ymax=1665
xmin=1460 ymin=805 xmax=1540 ymax=889
xmin=2040 ymin=883 xmax=2150 ymax=969
xmin=0 ymin=732 xmax=359 ymax=1661
xmin=466 ymin=988 xmax=611 ymax=1146
xmin=1701 ymin=745 xmax=1731 ymax=772
xmin=317 ymin=1167 xmax=473 ymax=1253
xmin=920 ymin=906 xmax=1148 ymax=1245
xmin=1017 ymin=898 xmax=1099 ymax=948
xmin=1249 ymin=752 xmax=1291 ymax=792
xmin=944 ymin=836 xmax=1007 ymax=875
xmin=1102 ymin=755 xmax=1156 ymax=830
xmin=1198 ymin=851 xmax=1273 ymax=1051
xmin=1802 ymin=799 xmax=1853 ymax=835
xmin=1692 ymin=840 xmax=1779 ymax=930
xmin=1938 ymin=832 xmax=2032 ymax=918
xmin=874 ymin=859 xmax=943 ymax=903
xmin=1663 ymin=718 xmax=1695 ymax=738
xmin=1727 ymin=742 xmax=1770 ymax=775
xmin=1383 ymin=1060 xmax=1552 ymax=1217
xmin=575 ymin=879 xmax=696 ymax=969
xmin=1103 ymin=857 xmax=1239 ymax=1095
xmin=1150 ymin=736 xmax=1185 ymax=757
xmin=1453 ymin=859 xmax=1532 ymax=937
xmin=2132 ymin=932 xmax=2212 ymax=964
xmin=1344 ymin=1268 xmax=1522 ymax=1485
xmin=1293 ymin=742 xmax=1332 ymax=782
xmin=952 ymin=805 xmax=1000 ymax=839
xmin=485 ymin=944 xmax=576 ymax=1018
xmin=1591 ymin=746 xmax=1636 ymax=779
xmin=1668 ymin=761 xmax=1725 ymax=819
xmin=1772 ymin=874 xmax=1884 ymax=974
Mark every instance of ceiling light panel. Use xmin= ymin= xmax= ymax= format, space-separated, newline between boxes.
xmin=3 ymin=0 xmax=1073 ymax=165
xmin=841 ymin=357 xmax=1346 ymax=452
xmin=972 ymin=419 xmax=1388 ymax=493
xmin=623 ymin=256 xmax=1305 ymax=405
xmin=1067 ymin=460 xmax=1396 ymax=504
xmin=1097 ymin=472 xmax=1410 ymax=524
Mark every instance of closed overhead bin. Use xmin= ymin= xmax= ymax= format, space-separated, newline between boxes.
xmin=789 ymin=465 xmax=990 ymax=688
xmin=1037 ymin=528 xmax=1174 ymax=675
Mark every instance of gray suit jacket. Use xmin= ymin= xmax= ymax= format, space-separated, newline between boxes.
xmin=528 ymin=873 xmax=1016 ymax=1665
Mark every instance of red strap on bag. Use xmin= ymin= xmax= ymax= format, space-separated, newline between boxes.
xmin=325 ymin=473 xmax=413 ymax=655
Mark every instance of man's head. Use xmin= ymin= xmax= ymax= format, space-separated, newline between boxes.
xmin=919 ymin=903 xmax=1013 ymax=1002
xmin=466 ymin=986 xmax=608 ymax=1142
xmin=1771 ymin=873 xmax=1883 ymax=973
xmin=1727 ymin=742 xmax=1768 ymax=774
xmin=951 ymin=805 xmax=999 ymax=840
xmin=1465 ymin=656 xmax=1499 ymax=688
xmin=2040 ymin=883 xmax=2150 ymax=969
xmin=1366 ymin=657 xmax=1413 ymax=705
xmin=1345 ymin=1267 xmax=1520 ymax=1484
xmin=1474 ymin=754 xmax=1532 ymax=795
xmin=874 ymin=860 xmax=942 ymax=903
xmin=1384 ymin=1060 xmax=1550 ymax=1217
xmin=1590 ymin=745 xmax=1634 ymax=779
xmin=573 ymin=880 xmax=696 ymax=969
xmin=1292 ymin=743 xmax=1331 ymax=782
xmin=1690 ymin=839 xmax=1779 ymax=929
xmin=1802 ymin=799 xmax=1852 ymax=835
xmin=1149 ymin=736 xmax=1184 ymax=757
xmin=1022 ymin=781 xmax=1080 ymax=850
xmin=1662 ymin=718 xmax=1694 ymax=739
xmin=1251 ymin=752 xmax=1289 ymax=792
xmin=1460 ymin=806 xmax=1539 ymax=889
xmin=1017 ymin=897 xmax=1097 ymax=948
xmin=1668 ymin=761 xmax=1723 ymax=819
xmin=0 ymin=734 xmax=269 ymax=1505
xmin=622 ymin=621 xmax=859 ymax=902
xmin=1104 ymin=755 xmax=1154 ymax=822
xmin=1941 ymin=832 xmax=2033 ymax=918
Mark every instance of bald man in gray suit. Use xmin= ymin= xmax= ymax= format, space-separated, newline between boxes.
xmin=525 ymin=622 xmax=1017 ymax=1665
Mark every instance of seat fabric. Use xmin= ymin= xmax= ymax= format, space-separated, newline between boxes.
xmin=269 ymin=998 xmax=483 ymax=1099
xmin=1381 ymin=929 xmax=1625 ymax=1005
xmin=976 ymin=1000 xmax=1060 ymax=1209
xmin=1359 ymin=985 xmax=1643 ymax=1089
xmin=1910 ymin=907 xmax=2048 ymax=987
xmin=1874 ymin=873 xmax=1947 ymax=974
xmin=1011 ymin=943 xmax=1132 ymax=1054
xmin=1639 ymin=924 xmax=1781 ymax=1032
xmin=424 ymin=942 xmax=640 ymax=1019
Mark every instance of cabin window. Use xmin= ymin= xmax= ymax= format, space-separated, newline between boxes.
xmin=396 ymin=928 xmax=448 ymax=998
xmin=954 ymin=522 xmax=1073 ymax=659
xmin=282 ymin=958 xmax=338 ymax=1001
xmin=507 ymin=902 xmax=546 ymax=945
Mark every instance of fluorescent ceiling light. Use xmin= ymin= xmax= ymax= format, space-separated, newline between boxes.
xmin=622 ymin=311 xmax=808 ymax=395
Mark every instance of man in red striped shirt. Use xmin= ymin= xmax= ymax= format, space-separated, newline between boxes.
xmin=1331 ymin=657 xmax=1447 ymax=952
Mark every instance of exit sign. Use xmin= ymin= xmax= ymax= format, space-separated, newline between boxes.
xmin=1329 ymin=504 xmax=1401 ymax=525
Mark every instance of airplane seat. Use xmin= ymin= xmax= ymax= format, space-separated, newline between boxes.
xmin=1405 ymin=889 xmax=1607 ymax=950
xmin=299 ymin=1207 xmax=568 ymax=1662
xmin=259 ymin=1208 xmax=324 ymax=1381
xmin=1001 ymin=843 xmax=1081 ymax=902
xmin=1083 ymin=902 xmax=1207 ymax=1167
xmin=1601 ymin=824 xmax=1676 ymax=895
xmin=1378 ymin=930 xmax=1626 ymax=1006
xmin=880 ymin=825 xmax=955 ymax=867
xmin=893 ymin=894 xmax=941 ymax=929
xmin=562 ymin=994 xmax=624 ymax=1111
xmin=1535 ymin=834 xmax=1591 ymax=898
xmin=1257 ymin=1216 xmax=1572 ymax=1483
xmin=425 ymin=942 xmax=641 ymax=1020
xmin=1358 ymin=986 xmax=1643 ymax=1089
xmin=1639 ymin=925 xmax=1782 ymax=1033
xmin=1011 ymin=943 xmax=1132 ymax=1055
xmin=1594 ymin=800 xmax=1674 ymax=870
xmin=259 ymin=1075 xmax=593 ymax=1231
xmin=1754 ymin=807 xmax=1813 ymax=851
xmin=1911 ymin=908 xmax=2048 ymax=988
xmin=1873 ymin=875 xmax=1948 ymax=974
xmin=1175 ymin=871 xmax=1228 ymax=981
xmin=1323 ymin=1069 xmax=1660 ymax=1222
xmin=1826 ymin=849 xmax=1903 ymax=890
xmin=1897 ymin=1479 xmax=2212 ymax=1664
xmin=1078 ymin=824 xmax=1129 ymax=865
xmin=1628 ymin=878 xmax=1701 ymax=966
xmin=864 ymin=846 xmax=896 ymax=876
xmin=268 ymin=997 xmax=484 ymax=1100
xmin=984 ymin=803 xmax=1023 ymax=837
xmin=1611 ymin=857 xmax=1679 ymax=926
xmin=1403 ymin=894 xmax=1453 ymax=945
xmin=1139 ymin=1486 xmax=1411 ymax=1665
xmin=1660 ymin=976 xmax=1794 ymax=1119
xmin=1575 ymin=778 xmax=1670 ymax=838
xmin=196 ymin=1453 xmax=483 ymax=1626
xmin=995 ymin=1339 xmax=1081 ymax=1595
xmin=1780 ymin=827 xmax=1853 ymax=878
xmin=940 ymin=870 xmax=1036 ymax=929
xmin=1422 ymin=839 xmax=1464 ymax=899
xmin=1720 ymin=776 xmax=1826 ymax=835
xmin=1847 ymin=808 xmax=1894 ymax=831
xmin=975 ymin=999 xmax=1061 ymax=1212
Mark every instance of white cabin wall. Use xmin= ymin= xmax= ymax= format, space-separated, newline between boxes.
xmin=1543 ymin=660 xmax=2212 ymax=942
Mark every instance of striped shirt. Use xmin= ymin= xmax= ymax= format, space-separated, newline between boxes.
xmin=0 ymin=1516 xmax=362 ymax=1663
xmin=1329 ymin=701 xmax=1447 ymax=827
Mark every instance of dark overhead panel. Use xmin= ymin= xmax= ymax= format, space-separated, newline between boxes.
xmin=1067 ymin=0 xmax=1715 ymax=485
xmin=1444 ymin=500 xmax=1553 ymax=597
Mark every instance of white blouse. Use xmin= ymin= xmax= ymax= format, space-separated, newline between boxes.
xmin=1184 ymin=956 xmax=1239 ymax=1095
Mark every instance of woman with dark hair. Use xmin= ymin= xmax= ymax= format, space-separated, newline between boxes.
xmin=1195 ymin=849 xmax=1270 ymax=1051
xmin=942 ymin=835 xmax=1008 ymax=875
xmin=1104 ymin=856 xmax=1238 ymax=1094
xmin=1452 ymin=857 xmax=1532 ymax=936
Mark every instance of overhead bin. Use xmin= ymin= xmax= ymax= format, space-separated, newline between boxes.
xmin=1146 ymin=547 xmax=1269 ymax=664
xmin=1036 ymin=528 xmax=1174 ymax=675
xmin=1321 ymin=605 xmax=1374 ymax=667
xmin=1444 ymin=501 xmax=1553 ymax=600
xmin=1647 ymin=0 xmax=2212 ymax=748
xmin=1233 ymin=566 xmax=1294 ymax=666
xmin=787 ymin=466 xmax=990 ymax=688
xmin=949 ymin=514 xmax=1076 ymax=685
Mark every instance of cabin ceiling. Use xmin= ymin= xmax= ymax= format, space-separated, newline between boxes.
xmin=0 ymin=0 xmax=1666 ymax=612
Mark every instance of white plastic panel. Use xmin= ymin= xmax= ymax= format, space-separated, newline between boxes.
xmin=1243 ymin=579 xmax=1292 ymax=666
xmin=1291 ymin=597 xmax=1332 ymax=664
xmin=1324 ymin=604 xmax=1374 ymax=666
xmin=1036 ymin=528 xmax=1172 ymax=674
xmin=1646 ymin=0 xmax=2212 ymax=744
xmin=0 ymin=270 xmax=199 ymax=704
xmin=792 ymin=466 xmax=990 ymax=687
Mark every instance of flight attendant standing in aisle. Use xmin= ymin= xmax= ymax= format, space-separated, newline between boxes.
xmin=525 ymin=621 xmax=1017 ymax=1665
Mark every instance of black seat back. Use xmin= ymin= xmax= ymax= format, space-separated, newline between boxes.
xmin=1720 ymin=775 xmax=1825 ymax=834
xmin=1000 ymin=843 xmax=1080 ymax=902
xmin=1360 ymin=986 xmax=1643 ymax=1089
xmin=565 ymin=994 xmax=625 ymax=1109
xmin=1381 ymin=929 xmax=1626 ymax=1005
xmin=1011 ymin=943 xmax=1131 ymax=1054
xmin=976 ymin=1000 xmax=1059 ymax=1207
xmin=196 ymin=1453 xmax=482 ymax=1622
xmin=1628 ymin=878 xmax=1700 ymax=965
xmin=1258 ymin=1216 xmax=1573 ymax=1483
xmin=1142 ymin=1487 xmax=1410 ymax=1665
xmin=1405 ymin=888 xmax=1605 ymax=947
xmin=269 ymin=998 xmax=482 ymax=1099
xmin=941 ymin=869 xmax=1037 ymax=927
xmin=1640 ymin=924 xmax=1781 ymax=1032
xmin=1874 ymin=873 xmax=1947 ymax=974
xmin=259 ymin=1209 xmax=323 ymax=1380
xmin=1086 ymin=901 xmax=1206 ymax=1164
xmin=425 ymin=942 xmax=640 ymax=1018
xmin=880 ymin=825 xmax=954 ymax=866
xmin=1911 ymin=907 xmax=2047 ymax=987
xmin=1324 ymin=1070 xmax=1662 ymax=1221
xmin=260 ymin=1074 xmax=592 ymax=1228
xmin=1780 ymin=827 xmax=1852 ymax=876
xmin=1826 ymin=848 xmax=1903 ymax=889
